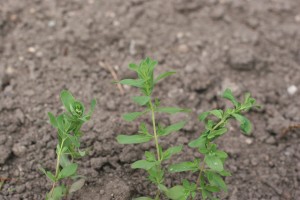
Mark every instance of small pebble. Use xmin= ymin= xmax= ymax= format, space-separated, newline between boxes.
xmin=28 ymin=47 xmax=36 ymax=53
xmin=12 ymin=143 xmax=27 ymax=157
xmin=177 ymin=44 xmax=189 ymax=53
xmin=245 ymin=138 xmax=253 ymax=145
xmin=287 ymin=85 xmax=297 ymax=95
xmin=295 ymin=14 xmax=300 ymax=22
xmin=48 ymin=20 xmax=56 ymax=27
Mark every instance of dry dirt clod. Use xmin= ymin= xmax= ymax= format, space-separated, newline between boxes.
xmin=228 ymin=46 xmax=255 ymax=71
xmin=12 ymin=143 xmax=27 ymax=157
xmin=0 ymin=145 xmax=11 ymax=164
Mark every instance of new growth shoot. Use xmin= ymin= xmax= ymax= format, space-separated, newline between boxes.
xmin=40 ymin=90 xmax=96 ymax=200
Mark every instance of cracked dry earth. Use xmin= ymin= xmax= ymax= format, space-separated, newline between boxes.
xmin=1 ymin=0 xmax=300 ymax=199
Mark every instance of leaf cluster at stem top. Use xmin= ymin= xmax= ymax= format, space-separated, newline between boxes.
xmin=41 ymin=90 xmax=96 ymax=200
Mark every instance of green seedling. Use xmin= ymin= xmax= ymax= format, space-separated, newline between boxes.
xmin=117 ymin=58 xmax=189 ymax=200
xmin=40 ymin=90 xmax=96 ymax=200
xmin=168 ymin=89 xmax=259 ymax=200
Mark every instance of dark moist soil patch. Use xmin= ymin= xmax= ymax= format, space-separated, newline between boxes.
xmin=1 ymin=0 xmax=300 ymax=199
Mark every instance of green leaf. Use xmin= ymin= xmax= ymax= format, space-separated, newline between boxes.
xmin=58 ymin=163 xmax=78 ymax=179
xmin=51 ymin=186 xmax=65 ymax=200
xmin=131 ymin=160 xmax=156 ymax=170
xmin=218 ymin=170 xmax=231 ymax=177
xmin=165 ymin=185 xmax=186 ymax=200
xmin=145 ymin=151 xmax=156 ymax=162
xmin=199 ymin=111 xmax=209 ymax=121
xmin=133 ymin=197 xmax=154 ymax=200
xmin=231 ymin=113 xmax=252 ymax=134
xmin=210 ymin=110 xmax=223 ymax=119
xmin=222 ymin=89 xmax=239 ymax=108
xmin=188 ymin=135 xmax=206 ymax=149
xmin=59 ymin=154 xmax=71 ymax=168
xmin=205 ymin=185 xmax=220 ymax=192
xmin=39 ymin=167 xmax=56 ymax=182
xmin=117 ymin=134 xmax=152 ymax=144
xmin=56 ymin=114 xmax=70 ymax=133
xmin=69 ymin=179 xmax=85 ymax=193
xmin=128 ymin=63 xmax=139 ymax=71
xmin=122 ymin=112 xmax=144 ymax=122
xmin=158 ymin=184 xmax=169 ymax=193
xmin=168 ymin=161 xmax=198 ymax=173
xmin=204 ymin=155 xmax=223 ymax=172
xmin=154 ymin=71 xmax=176 ymax=83
xmin=119 ymin=79 xmax=144 ymax=87
xmin=60 ymin=90 xmax=75 ymax=113
xmin=162 ymin=145 xmax=183 ymax=160
xmin=215 ymin=151 xmax=228 ymax=159
xmin=48 ymin=112 xmax=58 ymax=128
xmin=156 ymin=107 xmax=190 ymax=114
xmin=207 ymin=128 xmax=228 ymax=139
xmin=206 ymin=171 xmax=227 ymax=192
xmin=132 ymin=96 xmax=151 ymax=106
xmin=159 ymin=121 xmax=186 ymax=136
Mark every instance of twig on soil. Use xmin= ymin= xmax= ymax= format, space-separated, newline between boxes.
xmin=99 ymin=61 xmax=125 ymax=95
xmin=279 ymin=124 xmax=300 ymax=139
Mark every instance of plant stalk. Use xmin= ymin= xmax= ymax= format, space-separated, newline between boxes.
xmin=194 ymin=118 xmax=226 ymax=198
xmin=49 ymin=139 xmax=65 ymax=196
xmin=149 ymin=100 xmax=162 ymax=199
xmin=149 ymin=101 xmax=161 ymax=161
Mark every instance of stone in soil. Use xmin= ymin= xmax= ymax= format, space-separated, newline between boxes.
xmin=0 ymin=145 xmax=11 ymax=164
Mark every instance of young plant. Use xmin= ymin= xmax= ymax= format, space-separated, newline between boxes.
xmin=116 ymin=58 xmax=189 ymax=200
xmin=168 ymin=89 xmax=259 ymax=200
xmin=40 ymin=90 xmax=96 ymax=200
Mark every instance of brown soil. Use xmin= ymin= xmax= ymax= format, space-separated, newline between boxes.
xmin=1 ymin=0 xmax=300 ymax=199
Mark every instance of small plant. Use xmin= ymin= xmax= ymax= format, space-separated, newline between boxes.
xmin=40 ymin=90 xmax=96 ymax=200
xmin=168 ymin=89 xmax=259 ymax=199
xmin=116 ymin=57 xmax=189 ymax=199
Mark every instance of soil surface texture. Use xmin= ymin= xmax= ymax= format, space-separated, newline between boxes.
xmin=1 ymin=0 xmax=300 ymax=199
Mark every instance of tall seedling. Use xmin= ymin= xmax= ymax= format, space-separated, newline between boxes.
xmin=40 ymin=90 xmax=96 ymax=200
xmin=168 ymin=89 xmax=259 ymax=200
xmin=117 ymin=58 xmax=189 ymax=200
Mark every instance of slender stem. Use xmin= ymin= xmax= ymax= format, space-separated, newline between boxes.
xmin=195 ymin=118 xmax=226 ymax=198
xmin=149 ymin=100 xmax=162 ymax=199
xmin=155 ymin=190 xmax=161 ymax=200
xmin=149 ymin=101 xmax=161 ymax=161
xmin=196 ymin=162 xmax=206 ymax=188
xmin=49 ymin=139 xmax=65 ymax=196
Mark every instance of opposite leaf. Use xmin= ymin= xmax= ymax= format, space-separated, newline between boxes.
xmin=231 ymin=113 xmax=252 ymax=134
xmin=222 ymin=89 xmax=239 ymax=108
xmin=156 ymin=107 xmax=190 ymax=114
xmin=120 ymin=79 xmax=144 ymax=88
xmin=165 ymin=185 xmax=187 ymax=200
xmin=154 ymin=71 xmax=176 ymax=83
xmin=204 ymin=155 xmax=223 ymax=172
xmin=132 ymin=96 xmax=151 ymax=106
xmin=159 ymin=121 xmax=186 ymax=137
xmin=123 ymin=112 xmax=144 ymax=122
xmin=69 ymin=179 xmax=85 ymax=193
xmin=60 ymin=90 xmax=75 ymax=114
xmin=131 ymin=160 xmax=156 ymax=170
xmin=162 ymin=145 xmax=183 ymax=160
xmin=58 ymin=163 xmax=78 ymax=179
xmin=117 ymin=134 xmax=153 ymax=144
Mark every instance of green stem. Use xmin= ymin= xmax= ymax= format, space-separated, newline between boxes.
xmin=155 ymin=190 xmax=161 ymax=200
xmin=195 ymin=118 xmax=226 ymax=198
xmin=49 ymin=139 xmax=66 ymax=196
xmin=149 ymin=100 xmax=162 ymax=199
xmin=149 ymin=101 xmax=161 ymax=161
